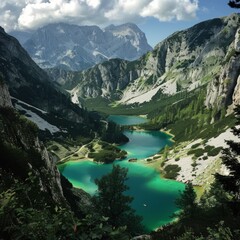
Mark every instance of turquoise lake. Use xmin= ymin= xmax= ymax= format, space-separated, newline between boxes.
xmin=59 ymin=115 xmax=185 ymax=231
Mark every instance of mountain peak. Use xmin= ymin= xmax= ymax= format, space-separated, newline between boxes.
xmin=11 ymin=22 xmax=152 ymax=71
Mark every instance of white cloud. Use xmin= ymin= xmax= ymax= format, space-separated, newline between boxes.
xmin=0 ymin=0 xmax=199 ymax=31
xmin=141 ymin=0 xmax=198 ymax=21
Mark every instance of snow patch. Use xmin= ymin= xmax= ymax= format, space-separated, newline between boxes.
xmin=64 ymin=50 xmax=75 ymax=58
xmin=15 ymin=104 xmax=60 ymax=134
xmin=119 ymin=85 xmax=161 ymax=104
xmin=160 ymin=81 xmax=177 ymax=95
xmin=207 ymin=128 xmax=240 ymax=148
xmin=126 ymin=86 xmax=161 ymax=104
xmin=11 ymin=97 xmax=47 ymax=114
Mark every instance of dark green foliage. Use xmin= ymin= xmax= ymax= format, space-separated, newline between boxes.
xmin=143 ymin=88 xmax=207 ymax=135
xmin=191 ymin=143 xmax=201 ymax=149
xmin=0 ymin=171 xmax=71 ymax=240
xmin=187 ymin=145 xmax=222 ymax=158
xmin=101 ymin=121 xmax=129 ymax=144
xmin=93 ymin=165 xmax=144 ymax=236
xmin=89 ymin=149 xmax=126 ymax=164
xmin=187 ymin=146 xmax=222 ymax=158
xmin=207 ymin=147 xmax=222 ymax=157
xmin=163 ymin=164 xmax=181 ymax=179
xmin=175 ymin=183 xmax=198 ymax=219
xmin=0 ymin=171 xmax=128 ymax=240
xmin=202 ymin=155 xmax=208 ymax=160
xmin=88 ymin=141 xmax=127 ymax=163
xmin=187 ymin=148 xmax=205 ymax=158
xmin=0 ymin=141 xmax=30 ymax=179
xmin=176 ymin=222 xmax=240 ymax=240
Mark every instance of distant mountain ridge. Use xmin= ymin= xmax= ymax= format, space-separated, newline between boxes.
xmin=10 ymin=22 xmax=152 ymax=71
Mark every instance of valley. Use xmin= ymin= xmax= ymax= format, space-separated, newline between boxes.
xmin=58 ymin=115 xmax=184 ymax=232
xmin=1 ymin=6 xmax=240 ymax=239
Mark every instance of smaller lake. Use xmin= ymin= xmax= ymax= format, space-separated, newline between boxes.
xmin=107 ymin=115 xmax=148 ymax=126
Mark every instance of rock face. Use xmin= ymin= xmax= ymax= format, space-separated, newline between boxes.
xmin=11 ymin=22 xmax=152 ymax=71
xmin=205 ymin=24 xmax=240 ymax=112
xmin=0 ymin=83 xmax=64 ymax=204
xmin=49 ymin=14 xmax=240 ymax=105
xmin=0 ymin=77 xmax=13 ymax=108
xmin=233 ymin=74 xmax=240 ymax=106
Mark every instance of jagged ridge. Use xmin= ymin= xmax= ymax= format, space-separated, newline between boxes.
xmin=11 ymin=22 xmax=152 ymax=71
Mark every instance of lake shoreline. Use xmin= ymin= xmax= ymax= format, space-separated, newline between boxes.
xmin=58 ymin=115 xmax=185 ymax=231
xmin=160 ymin=129 xmax=175 ymax=142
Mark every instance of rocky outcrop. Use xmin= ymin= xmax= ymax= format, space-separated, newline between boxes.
xmin=205 ymin=25 xmax=240 ymax=111
xmin=232 ymin=75 xmax=240 ymax=106
xmin=0 ymin=77 xmax=12 ymax=108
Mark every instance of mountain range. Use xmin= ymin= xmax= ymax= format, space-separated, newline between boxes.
xmin=10 ymin=22 xmax=152 ymax=71
xmin=47 ymin=13 xmax=240 ymax=113
xmin=2 ymin=14 xmax=240 ymax=186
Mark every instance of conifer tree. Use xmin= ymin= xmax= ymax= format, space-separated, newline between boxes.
xmin=175 ymin=182 xmax=198 ymax=219
xmin=93 ymin=165 xmax=144 ymax=236
xmin=162 ymin=145 xmax=169 ymax=162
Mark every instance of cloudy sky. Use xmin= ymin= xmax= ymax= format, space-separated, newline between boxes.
xmin=0 ymin=0 xmax=237 ymax=46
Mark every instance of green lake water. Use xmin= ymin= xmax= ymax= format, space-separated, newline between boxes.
xmin=107 ymin=115 xmax=148 ymax=125
xmin=58 ymin=115 xmax=185 ymax=231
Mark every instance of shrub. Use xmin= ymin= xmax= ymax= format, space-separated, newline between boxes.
xmin=191 ymin=161 xmax=198 ymax=168
xmin=191 ymin=143 xmax=201 ymax=149
xmin=164 ymin=164 xmax=181 ymax=179
xmin=208 ymin=147 xmax=222 ymax=156
xmin=187 ymin=148 xmax=205 ymax=158
xmin=202 ymin=155 xmax=208 ymax=160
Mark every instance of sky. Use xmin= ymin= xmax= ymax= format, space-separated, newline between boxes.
xmin=0 ymin=0 xmax=238 ymax=47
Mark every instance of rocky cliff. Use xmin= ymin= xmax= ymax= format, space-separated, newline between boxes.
xmin=0 ymin=76 xmax=64 ymax=204
xmin=205 ymin=25 xmax=240 ymax=112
